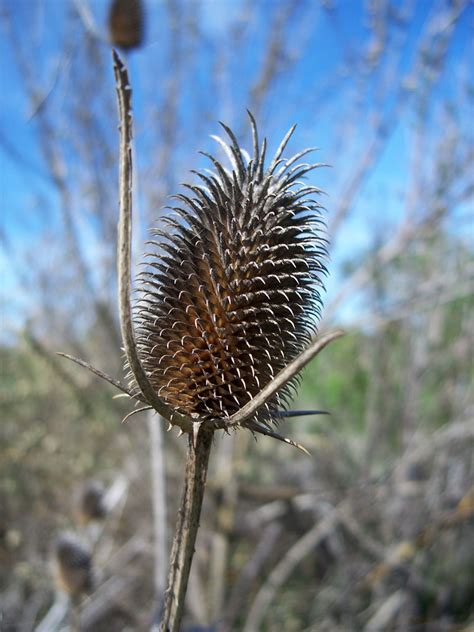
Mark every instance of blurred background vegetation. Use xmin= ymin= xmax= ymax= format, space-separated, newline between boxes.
xmin=1 ymin=0 xmax=473 ymax=630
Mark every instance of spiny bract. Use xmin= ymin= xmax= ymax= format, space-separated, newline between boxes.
xmin=135 ymin=114 xmax=327 ymax=432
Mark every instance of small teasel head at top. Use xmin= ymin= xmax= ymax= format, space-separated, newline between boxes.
xmin=132 ymin=113 xmax=328 ymax=436
xmin=108 ymin=0 xmax=144 ymax=51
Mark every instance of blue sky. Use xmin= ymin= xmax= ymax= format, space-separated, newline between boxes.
xmin=1 ymin=0 xmax=472 ymax=338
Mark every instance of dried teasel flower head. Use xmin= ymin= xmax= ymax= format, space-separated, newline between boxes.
xmin=134 ymin=114 xmax=327 ymax=435
xmin=108 ymin=0 xmax=144 ymax=51
xmin=76 ymin=480 xmax=107 ymax=524
xmin=53 ymin=532 xmax=94 ymax=597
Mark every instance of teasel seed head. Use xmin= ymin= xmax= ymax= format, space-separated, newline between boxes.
xmin=53 ymin=532 xmax=94 ymax=597
xmin=134 ymin=114 xmax=327 ymax=434
xmin=76 ymin=480 xmax=107 ymax=524
xmin=108 ymin=0 xmax=144 ymax=51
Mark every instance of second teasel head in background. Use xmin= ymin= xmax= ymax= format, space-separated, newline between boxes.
xmin=109 ymin=0 xmax=144 ymax=51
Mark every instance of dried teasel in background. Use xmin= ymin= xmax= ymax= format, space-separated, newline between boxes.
xmin=76 ymin=480 xmax=107 ymax=524
xmin=53 ymin=532 xmax=94 ymax=598
xmin=134 ymin=114 xmax=327 ymax=436
xmin=108 ymin=0 xmax=144 ymax=51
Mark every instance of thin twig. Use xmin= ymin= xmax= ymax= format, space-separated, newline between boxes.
xmin=223 ymin=522 xmax=283 ymax=632
xmin=35 ymin=592 xmax=69 ymax=632
xmin=243 ymin=504 xmax=343 ymax=632
xmin=24 ymin=334 xmax=95 ymax=418
xmin=208 ymin=434 xmax=238 ymax=623
xmin=72 ymin=0 xmax=108 ymax=44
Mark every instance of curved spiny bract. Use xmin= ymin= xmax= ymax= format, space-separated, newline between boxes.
xmin=134 ymin=115 xmax=327 ymax=432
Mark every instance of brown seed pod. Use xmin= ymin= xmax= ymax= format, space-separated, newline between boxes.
xmin=53 ymin=532 xmax=94 ymax=597
xmin=134 ymin=114 xmax=327 ymax=432
xmin=108 ymin=0 xmax=144 ymax=51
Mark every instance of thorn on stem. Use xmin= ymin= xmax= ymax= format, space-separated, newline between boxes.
xmin=192 ymin=422 xmax=201 ymax=449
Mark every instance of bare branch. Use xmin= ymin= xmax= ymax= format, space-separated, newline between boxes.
xmin=243 ymin=504 xmax=343 ymax=632
xmin=223 ymin=523 xmax=283 ymax=632
xmin=72 ymin=0 xmax=108 ymax=44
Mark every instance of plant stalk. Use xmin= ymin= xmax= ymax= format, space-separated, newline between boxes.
xmin=160 ymin=428 xmax=214 ymax=632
